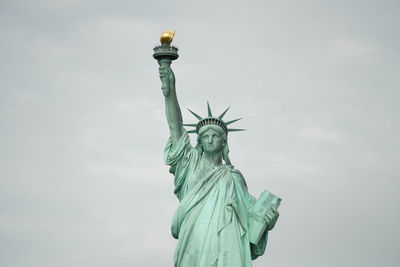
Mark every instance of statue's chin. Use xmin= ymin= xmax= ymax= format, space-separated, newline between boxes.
xmin=203 ymin=148 xmax=222 ymax=154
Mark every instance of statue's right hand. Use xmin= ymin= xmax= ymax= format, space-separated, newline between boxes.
xmin=159 ymin=65 xmax=175 ymax=96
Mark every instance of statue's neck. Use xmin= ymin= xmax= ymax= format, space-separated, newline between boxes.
xmin=200 ymin=151 xmax=223 ymax=167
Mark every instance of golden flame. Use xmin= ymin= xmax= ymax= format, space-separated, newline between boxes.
xmin=160 ymin=29 xmax=175 ymax=44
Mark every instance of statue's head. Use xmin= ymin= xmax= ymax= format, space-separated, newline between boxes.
xmin=197 ymin=125 xmax=227 ymax=154
xmin=184 ymin=102 xmax=244 ymax=165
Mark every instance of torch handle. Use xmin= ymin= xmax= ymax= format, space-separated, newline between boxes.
xmin=158 ymin=58 xmax=172 ymax=97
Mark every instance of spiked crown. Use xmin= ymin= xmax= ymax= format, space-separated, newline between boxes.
xmin=183 ymin=102 xmax=245 ymax=135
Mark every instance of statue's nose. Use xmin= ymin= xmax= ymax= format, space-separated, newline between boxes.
xmin=208 ymin=136 xmax=213 ymax=143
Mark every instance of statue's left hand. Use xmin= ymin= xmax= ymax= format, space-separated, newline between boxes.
xmin=266 ymin=206 xmax=279 ymax=231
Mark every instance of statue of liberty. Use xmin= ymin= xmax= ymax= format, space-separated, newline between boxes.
xmin=154 ymin=30 xmax=281 ymax=267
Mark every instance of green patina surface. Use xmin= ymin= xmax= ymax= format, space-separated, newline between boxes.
xmin=154 ymin=36 xmax=280 ymax=267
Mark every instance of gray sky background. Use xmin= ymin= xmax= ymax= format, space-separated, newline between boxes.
xmin=1 ymin=0 xmax=399 ymax=266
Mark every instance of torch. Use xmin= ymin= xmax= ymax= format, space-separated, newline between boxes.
xmin=153 ymin=30 xmax=179 ymax=96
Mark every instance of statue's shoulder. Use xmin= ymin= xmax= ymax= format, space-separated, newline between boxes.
xmin=223 ymin=165 xmax=248 ymax=189
xmin=219 ymin=165 xmax=244 ymax=177
xmin=231 ymin=165 xmax=243 ymax=176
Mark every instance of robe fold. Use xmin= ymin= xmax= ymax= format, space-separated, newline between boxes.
xmin=164 ymin=130 xmax=269 ymax=267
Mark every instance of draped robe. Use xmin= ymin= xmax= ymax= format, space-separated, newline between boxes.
xmin=164 ymin=130 xmax=270 ymax=267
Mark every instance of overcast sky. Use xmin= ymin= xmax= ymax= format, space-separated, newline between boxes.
xmin=1 ymin=0 xmax=399 ymax=266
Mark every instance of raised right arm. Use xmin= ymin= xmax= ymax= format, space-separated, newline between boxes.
xmin=159 ymin=63 xmax=183 ymax=145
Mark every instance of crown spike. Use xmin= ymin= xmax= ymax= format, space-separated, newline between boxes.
xmin=187 ymin=109 xmax=202 ymax=120
xmin=225 ymin=118 xmax=242 ymax=125
xmin=187 ymin=129 xmax=197 ymax=134
xmin=218 ymin=107 xmax=230 ymax=119
xmin=207 ymin=101 xmax=213 ymax=117
xmin=227 ymin=128 xmax=246 ymax=132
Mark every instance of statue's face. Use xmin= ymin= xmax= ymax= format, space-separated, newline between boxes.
xmin=199 ymin=128 xmax=223 ymax=153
